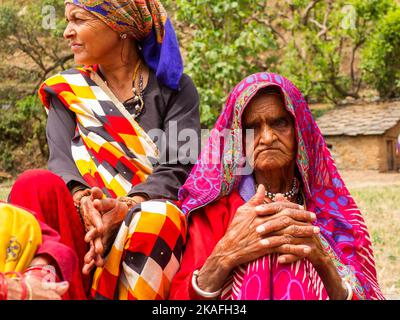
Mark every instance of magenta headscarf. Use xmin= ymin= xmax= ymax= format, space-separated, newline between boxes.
xmin=179 ymin=72 xmax=384 ymax=299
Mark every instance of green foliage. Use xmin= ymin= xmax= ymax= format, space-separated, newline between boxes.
xmin=0 ymin=5 xmax=17 ymax=40
xmin=0 ymin=0 xmax=70 ymax=101
xmin=0 ymin=0 xmax=399 ymax=174
xmin=277 ymin=0 xmax=394 ymax=103
xmin=0 ymin=96 xmax=48 ymax=173
xmin=0 ymin=0 xmax=67 ymax=172
xmin=165 ymin=0 xmax=399 ymax=126
xmin=362 ymin=8 xmax=400 ymax=98
xmin=165 ymin=0 xmax=278 ymax=127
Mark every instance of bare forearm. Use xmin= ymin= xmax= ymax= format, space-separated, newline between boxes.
xmin=196 ymin=243 xmax=233 ymax=295
xmin=312 ymin=255 xmax=348 ymax=300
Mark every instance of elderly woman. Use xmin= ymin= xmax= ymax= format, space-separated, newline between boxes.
xmin=12 ymin=0 xmax=199 ymax=300
xmin=0 ymin=201 xmax=75 ymax=300
xmin=170 ymin=73 xmax=384 ymax=300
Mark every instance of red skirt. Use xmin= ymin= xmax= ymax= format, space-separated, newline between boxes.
xmin=8 ymin=169 xmax=91 ymax=300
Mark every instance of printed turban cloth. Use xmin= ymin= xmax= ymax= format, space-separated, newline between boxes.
xmin=64 ymin=0 xmax=183 ymax=90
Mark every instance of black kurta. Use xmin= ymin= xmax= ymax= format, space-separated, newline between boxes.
xmin=46 ymin=71 xmax=200 ymax=200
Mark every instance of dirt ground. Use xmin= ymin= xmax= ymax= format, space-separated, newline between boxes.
xmin=340 ymin=170 xmax=400 ymax=300
xmin=340 ymin=170 xmax=400 ymax=188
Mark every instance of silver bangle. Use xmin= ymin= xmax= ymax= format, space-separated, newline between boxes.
xmin=342 ymin=279 xmax=353 ymax=300
xmin=191 ymin=269 xmax=221 ymax=298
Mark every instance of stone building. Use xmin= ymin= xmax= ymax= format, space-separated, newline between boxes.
xmin=316 ymin=101 xmax=400 ymax=172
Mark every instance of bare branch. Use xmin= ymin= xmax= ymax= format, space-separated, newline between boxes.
xmin=302 ymin=0 xmax=321 ymax=25
xmin=350 ymin=40 xmax=365 ymax=85
xmin=32 ymin=53 xmax=74 ymax=94
xmin=327 ymin=55 xmax=360 ymax=99
xmin=309 ymin=2 xmax=332 ymax=39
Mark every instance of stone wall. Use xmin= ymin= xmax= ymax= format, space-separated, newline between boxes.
xmin=325 ymin=122 xmax=400 ymax=172
xmin=325 ymin=135 xmax=381 ymax=171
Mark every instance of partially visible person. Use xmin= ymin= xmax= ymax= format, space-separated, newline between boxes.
xmin=11 ymin=0 xmax=199 ymax=300
xmin=170 ymin=72 xmax=385 ymax=300
xmin=0 ymin=201 xmax=76 ymax=300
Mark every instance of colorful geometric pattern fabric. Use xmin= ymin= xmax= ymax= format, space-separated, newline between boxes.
xmin=179 ymin=72 xmax=384 ymax=299
xmin=39 ymin=67 xmax=159 ymax=198
xmin=91 ymin=200 xmax=187 ymax=300
xmin=64 ymin=0 xmax=183 ymax=90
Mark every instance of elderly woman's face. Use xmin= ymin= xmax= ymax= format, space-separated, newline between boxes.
xmin=242 ymin=93 xmax=296 ymax=172
xmin=64 ymin=4 xmax=120 ymax=65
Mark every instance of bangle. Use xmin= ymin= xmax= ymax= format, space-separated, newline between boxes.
xmin=191 ymin=269 xmax=221 ymax=299
xmin=0 ymin=273 xmax=8 ymax=300
xmin=342 ymin=279 xmax=353 ymax=300
xmin=70 ymin=184 xmax=88 ymax=196
xmin=73 ymin=189 xmax=91 ymax=224
xmin=24 ymin=265 xmax=58 ymax=282
xmin=73 ymin=189 xmax=91 ymax=208
xmin=25 ymin=279 xmax=32 ymax=300
xmin=118 ymin=196 xmax=139 ymax=209
xmin=5 ymin=272 xmax=26 ymax=300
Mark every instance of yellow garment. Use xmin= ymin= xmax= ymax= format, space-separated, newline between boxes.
xmin=0 ymin=203 xmax=42 ymax=273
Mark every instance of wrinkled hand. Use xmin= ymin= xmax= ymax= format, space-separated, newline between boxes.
xmin=82 ymin=196 xmax=146 ymax=275
xmin=82 ymin=198 xmax=128 ymax=274
xmin=255 ymin=193 xmax=323 ymax=265
xmin=6 ymin=275 xmax=69 ymax=300
xmin=78 ymin=187 xmax=105 ymax=255
xmin=26 ymin=276 xmax=69 ymax=300
xmin=216 ymin=185 xmax=310 ymax=269
xmin=217 ymin=186 xmax=321 ymax=270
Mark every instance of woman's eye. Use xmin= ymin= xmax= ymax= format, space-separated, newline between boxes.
xmin=275 ymin=119 xmax=288 ymax=127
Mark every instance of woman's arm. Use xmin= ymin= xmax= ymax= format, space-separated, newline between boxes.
xmin=306 ymin=234 xmax=364 ymax=300
xmin=34 ymin=219 xmax=77 ymax=282
xmin=129 ymin=74 xmax=200 ymax=200
xmin=46 ymin=97 xmax=89 ymax=191
xmin=169 ymin=196 xmax=233 ymax=300
xmin=306 ymin=235 xmax=349 ymax=300
xmin=171 ymin=186 xmax=315 ymax=299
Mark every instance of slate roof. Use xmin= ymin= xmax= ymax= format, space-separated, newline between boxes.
xmin=316 ymin=101 xmax=400 ymax=136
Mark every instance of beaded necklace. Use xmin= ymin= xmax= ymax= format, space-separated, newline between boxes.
xmin=100 ymin=59 xmax=145 ymax=119
xmin=264 ymin=178 xmax=299 ymax=202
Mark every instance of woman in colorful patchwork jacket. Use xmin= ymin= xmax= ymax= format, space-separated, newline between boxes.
xmin=12 ymin=0 xmax=200 ymax=300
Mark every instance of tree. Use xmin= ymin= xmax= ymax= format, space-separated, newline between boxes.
xmin=164 ymin=0 xmax=278 ymax=127
xmin=166 ymin=0 xmax=398 ymax=125
xmin=0 ymin=0 xmax=70 ymax=173
xmin=0 ymin=0 xmax=72 ymax=101
xmin=362 ymin=7 xmax=400 ymax=98
xmin=273 ymin=0 xmax=394 ymax=103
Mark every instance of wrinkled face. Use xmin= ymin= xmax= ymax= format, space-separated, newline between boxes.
xmin=242 ymin=92 xmax=296 ymax=172
xmin=64 ymin=4 xmax=121 ymax=65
